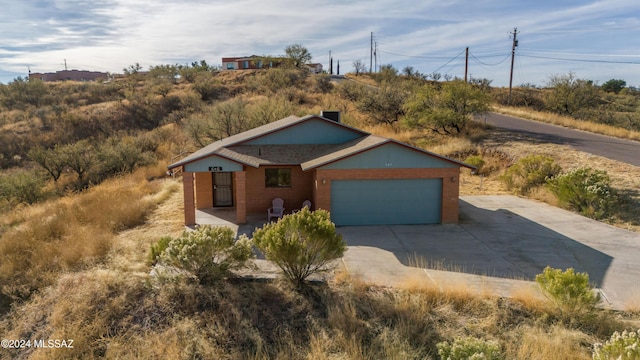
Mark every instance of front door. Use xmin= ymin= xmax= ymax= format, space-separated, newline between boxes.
xmin=213 ymin=172 xmax=233 ymax=207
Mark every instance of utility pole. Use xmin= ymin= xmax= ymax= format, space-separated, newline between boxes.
xmin=464 ymin=47 xmax=469 ymax=83
xmin=374 ymin=41 xmax=378 ymax=72
xmin=508 ymin=27 xmax=519 ymax=104
xmin=64 ymin=59 xmax=68 ymax=71
xmin=370 ymin=32 xmax=374 ymax=73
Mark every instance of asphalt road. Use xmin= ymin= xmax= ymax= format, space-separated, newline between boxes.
xmin=480 ymin=112 xmax=640 ymax=167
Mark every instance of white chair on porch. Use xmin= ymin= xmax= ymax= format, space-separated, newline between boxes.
xmin=267 ymin=198 xmax=285 ymax=221
xmin=293 ymin=200 xmax=312 ymax=213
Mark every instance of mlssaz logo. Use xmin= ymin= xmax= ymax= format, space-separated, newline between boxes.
xmin=34 ymin=339 xmax=74 ymax=349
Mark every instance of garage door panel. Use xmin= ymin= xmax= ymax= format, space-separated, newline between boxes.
xmin=331 ymin=179 xmax=442 ymax=226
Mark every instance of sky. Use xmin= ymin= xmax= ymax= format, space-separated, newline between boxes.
xmin=1 ymin=0 xmax=640 ymax=87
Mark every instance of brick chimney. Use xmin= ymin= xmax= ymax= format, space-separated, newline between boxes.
xmin=320 ymin=110 xmax=341 ymax=123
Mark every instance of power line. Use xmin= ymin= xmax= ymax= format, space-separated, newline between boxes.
xmin=521 ymin=49 xmax=640 ymax=58
xmin=441 ymin=57 xmax=466 ymax=77
xmin=515 ymin=51 xmax=525 ymax=86
xmin=527 ymin=25 xmax=640 ymax=34
xmin=428 ymin=48 xmax=467 ymax=75
xmin=378 ymin=48 xmax=499 ymax=61
xmin=518 ymin=53 xmax=640 ymax=65
xmin=377 ymin=49 xmax=458 ymax=60
xmin=378 ymin=46 xmax=640 ymax=63
xmin=469 ymin=52 xmax=511 ymax=67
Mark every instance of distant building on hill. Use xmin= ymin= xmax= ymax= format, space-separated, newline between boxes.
xmin=29 ymin=69 xmax=109 ymax=82
xmin=306 ymin=63 xmax=323 ymax=74
xmin=222 ymin=55 xmax=285 ymax=70
xmin=222 ymin=55 xmax=323 ymax=73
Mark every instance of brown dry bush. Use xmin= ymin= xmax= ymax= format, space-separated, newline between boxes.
xmin=1 ymin=265 xmax=635 ymax=359
xmin=506 ymin=325 xmax=592 ymax=360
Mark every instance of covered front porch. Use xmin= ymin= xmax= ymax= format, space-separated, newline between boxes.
xmin=194 ymin=207 xmax=267 ymax=235
xmin=182 ymin=164 xmax=318 ymax=227
xmin=195 ymin=207 xmax=266 ymax=228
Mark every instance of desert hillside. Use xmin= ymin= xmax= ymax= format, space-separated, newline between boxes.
xmin=1 ymin=66 xmax=639 ymax=359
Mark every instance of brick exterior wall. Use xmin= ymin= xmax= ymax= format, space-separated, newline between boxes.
xmin=194 ymin=172 xmax=213 ymax=209
xmin=183 ymin=166 xmax=462 ymax=226
xmin=234 ymin=171 xmax=247 ymax=223
xmin=313 ymin=167 xmax=461 ymax=224
xmin=245 ymin=165 xmax=314 ymax=214
xmin=182 ymin=172 xmax=196 ymax=226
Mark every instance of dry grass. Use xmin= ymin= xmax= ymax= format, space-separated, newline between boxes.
xmin=428 ymin=136 xmax=476 ymax=156
xmin=494 ymin=105 xmax=640 ymax=142
xmin=507 ymin=325 xmax=592 ymax=360
xmin=0 ymin=175 xmax=178 ymax=300
xmin=510 ymin=284 xmax=554 ymax=314
xmin=360 ymin=123 xmax=419 ymax=144
xmin=2 ymin=239 xmax=636 ymax=359
xmin=3 ymin=78 xmax=640 ymax=358
xmin=624 ymin=290 xmax=640 ymax=314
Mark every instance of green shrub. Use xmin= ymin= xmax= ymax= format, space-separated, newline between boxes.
xmin=314 ymin=73 xmax=334 ymax=93
xmin=149 ymin=236 xmax=172 ymax=265
xmin=437 ymin=336 xmax=502 ymax=360
xmin=546 ymin=167 xmax=616 ymax=219
xmin=159 ymin=226 xmax=254 ymax=284
xmin=336 ymin=81 xmax=366 ymax=101
xmin=464 ymin=155 xmax=485 ymax=176
xmin=96 ymin=136 xmax=156 ymax=176
xmin=252 ymin=208 xmax=346 ymax=285
xmin=263 ymin=68 xmax=305 ymax=92
xmin=593 ymin=330 xmax=640 ymax=360
xmin=61 ymin=140 xmax=96 ymax=182
xmin=501 ymin=155 xmax=561 ymax=194
xmin=535 ymin=266 xmax=600 ymax=315
xmin=0 ymin=169 xmax=47 ymax=205
xmin=193 ymin=73 xmax=225 ymax=101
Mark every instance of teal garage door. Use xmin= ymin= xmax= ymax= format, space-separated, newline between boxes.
xmin=330 ymin=179 xmax=442 ymax=226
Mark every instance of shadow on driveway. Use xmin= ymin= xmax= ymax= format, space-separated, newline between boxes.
xmin=338 ymin=198 xmax=613 ymax=287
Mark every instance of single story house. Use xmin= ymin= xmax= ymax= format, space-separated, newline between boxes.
xmin=29 ymin=69 xmax=109 ymax=82
xmin=222 ymin=56 xmax=322 ymax=73
xmin=222 ymin=56 xmax=285 ymax=70
xmin=306 ymin=63 xmax=323 ymax=74
xmin=168 ymin=112 xmax=474 ymax=226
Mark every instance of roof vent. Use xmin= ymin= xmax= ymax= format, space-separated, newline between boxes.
xmin=320 ymin=110 xmax=341 ymax=123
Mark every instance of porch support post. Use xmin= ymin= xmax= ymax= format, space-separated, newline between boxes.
xmin=313 ymin=170 xmax=331 ymax=211
xmin=183 ymin=171 xmax=196 ymax=226
xmin=194 ymin=172 xmax=213 ymax=209
xmin=234 ymin=171 xmax=247 ymax=224
xmin=441 ymin=169 xmax=460 ymax=224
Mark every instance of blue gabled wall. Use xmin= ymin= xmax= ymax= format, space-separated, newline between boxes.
xmin=321 ymin=142 xmax=458 ymax=169
xmin=184 ymin=155 xmax=243 ymax=173
xmin=244 ymin=118 xmax=363 ymax=145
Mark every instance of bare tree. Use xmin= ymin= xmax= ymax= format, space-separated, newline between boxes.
xmin=353 ymin=60 xmax=367 ymax=75
xmin=61 ymin=140 xmax=95 ymax=181
xmin=27 ymin=146 xmax=66 ymax=182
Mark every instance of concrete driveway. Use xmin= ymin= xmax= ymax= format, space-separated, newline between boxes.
xmin=338 ymin=195 xmax=640 ymax=310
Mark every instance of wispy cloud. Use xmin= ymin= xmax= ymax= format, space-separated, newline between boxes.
xmin=1 ymin=0 xmax=639 ymax=85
